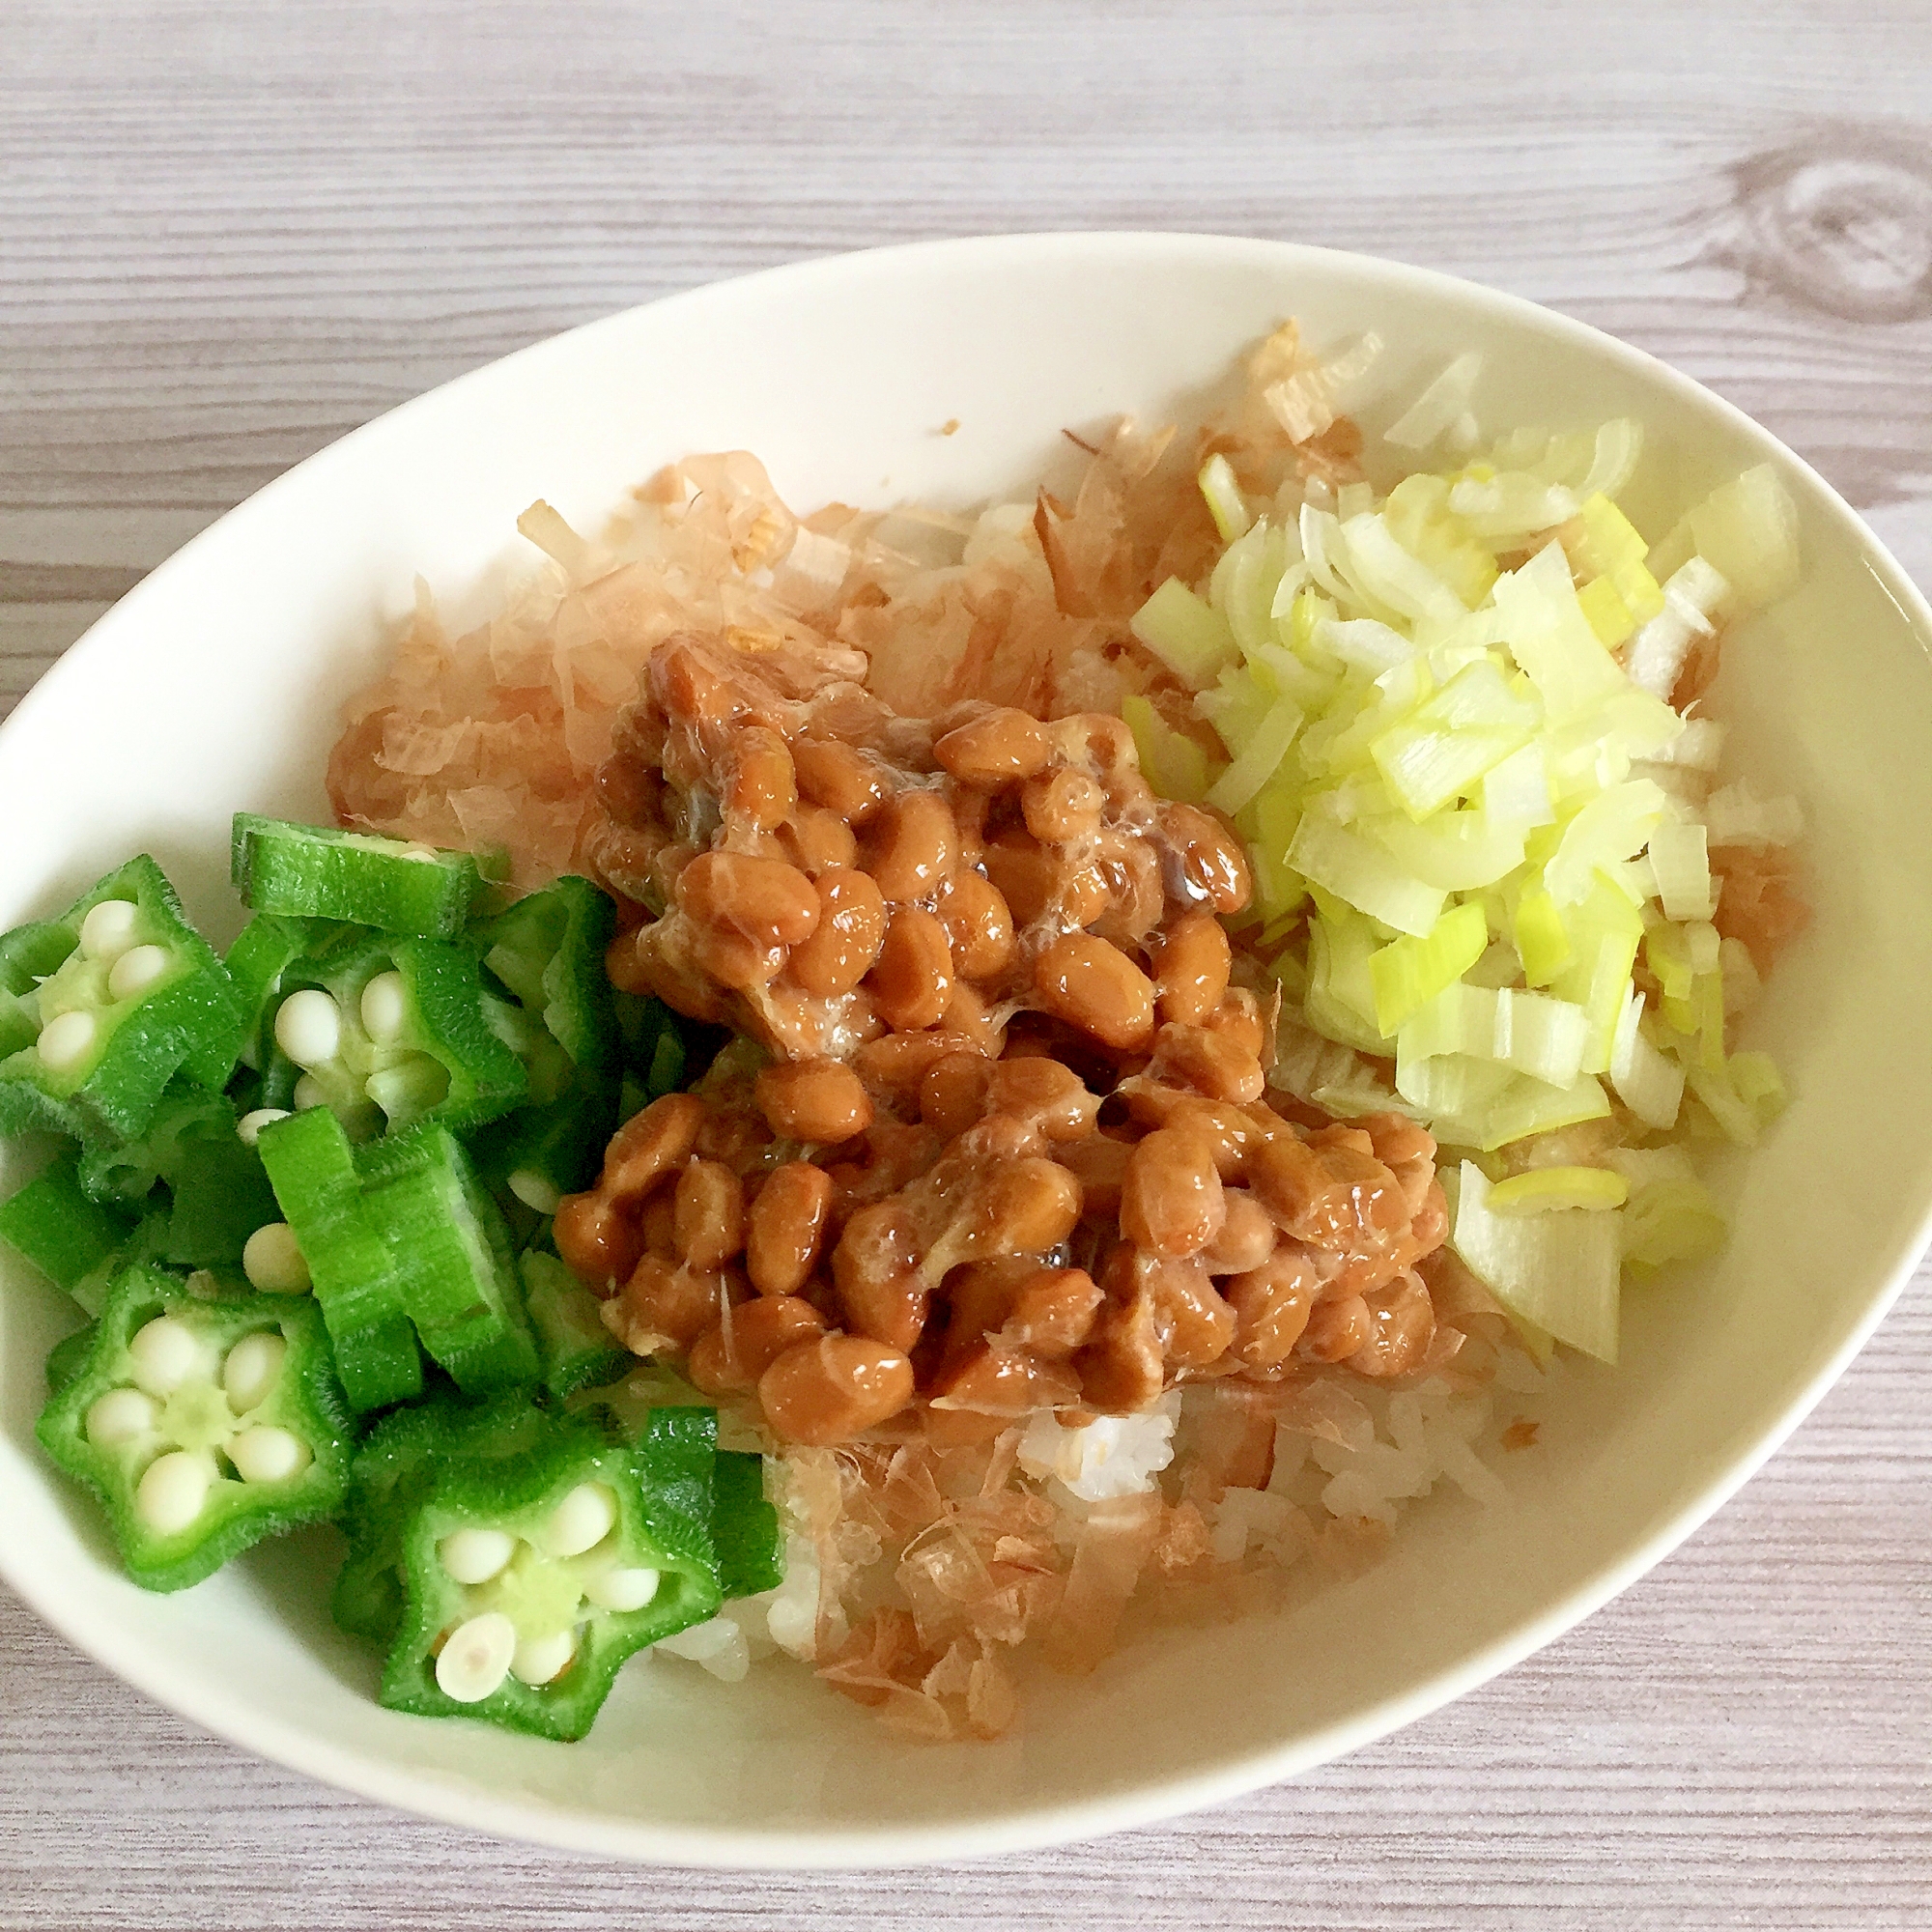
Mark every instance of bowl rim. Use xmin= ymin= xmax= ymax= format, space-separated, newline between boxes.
xmin=4 ymin=227 xmax=1930 ymax=1869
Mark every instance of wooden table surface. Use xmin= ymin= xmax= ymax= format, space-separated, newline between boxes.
xmin=4 ymin=3 xmax=1930 ymax=1924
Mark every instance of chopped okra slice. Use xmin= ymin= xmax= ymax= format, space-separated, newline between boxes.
xmin=473 ymin=877 xmax=618 ymax=1073
xmin=0 ymin=857 xmax=243 ymax=1143
xmin=62 ymin=1211 xmax=175 ymax=1319
xmin=331 ymin=1391 xmax=558 ymax=1645
xmin=469 ymin=877 xmax=621 ymax=1209
xmin=256 ymin=1108 xmax=422 ymax=1412
xmin=379 ymin=1407 xmax=723 ymax=1740
xmin=258 ymin=1110 xmax=537 ymax=1405
xmin=34 ymin=1262 xmax=355 ymax=1592
xmin=712 ymin=1450 xmax=783 ymax=1601
xmin=0 ymin=1151 xmax=136 ymax=1299
xmin=225 ymin=912 xmax=341 ymax=1075
xmin=264 ymin=937 xmax=526 ymax=1143
xmin=520 ymin=1249 xmax=628 ymax=1400
xmin=231 ymin=814 xmax=484 ymax=939
xmin=75 ymin=1083 xmax=284 ymax=1274
xmin=357 ymin=1126 xmax=540 ymax=1397
xmin=44 ymin=1321 xmax=99 ymax=1397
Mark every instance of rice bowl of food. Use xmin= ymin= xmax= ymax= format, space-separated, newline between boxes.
xmin=0 ymin=232 xmax=1928 ymax=1865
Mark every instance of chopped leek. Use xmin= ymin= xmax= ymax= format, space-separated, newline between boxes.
xmin=1368 ymin=901 xmax=1489 ymax=1035
xmin=1304 ymin=912 xmax=1391 ymax=1054
xmin=1130 ymin=579 xmax=1237 ymax=690
xmin=1207 ymin=695 xmax=1303 ymax=815
xmin=1650 ymin=464 xmax=1801 ymax=611
xmin=1624 ymin=557 xmax=1726 ymax=699
xmin=1646 ymin=818 xmax=1713 ymax=922
xmin=1287 ymin=816 xmax=1444 ymax=938
xmin=1729 ymin=1050 xmax=1787 ymax=1123
xmin=1703 ymin=782 xmax=1804 ymax=849
xmin=1492 ymin=544 xmax=1627 ymax=724
xmin=1449 ymin=1162 xmax=1621 ymax=1362
xmin=1399 ymin=982 xmax=1591 ymax=1089
xmin=1614 ymin=1148 xmax=1727 ymax=1274
xmin=1476 ymin=1073 xmax=1611 ymax=1151
xmin=1609 ymin=989 xmax=1685 ymax=1130
xmin=1198 ymin=452 xmax=1253 ymax=543
xmin=1511 ymin=887 xmax=1571 ymax=986
xmin=1122 ymin=695 xmax=1217 ymax=806
xmin=1383 ymin=352 xmax=1482 ymax=451
xmin=1545 ymin=781 xmax=1666 ymax=907
xmin=1142 ymin=407 xmax=1796 ymax=1341
xmin=1487 ymin=1167 xmax=1629 ymax=1213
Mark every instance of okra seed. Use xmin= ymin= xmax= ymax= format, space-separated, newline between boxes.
xmin=511 ymin=1626 xmax=579 ymax=1687
xmin=128 ymin=1316 xmax=209 ymax=1397
xmin=358 ymin=971 xmax=408 ymax=1044
xmin=398 ymin=845 xmax=440 ymax=864
xmin=582 ymin=1565 xmax=660 ymax=1613
xmin=435 ymin=1611 xmax=517 ymax=1702
xmin=220 ymin=1331 xmax=287 ymax=1413
xmin=85 ymin=1386 xmax=159 ymax=1448
xmin=507 ymin=1169 xmax=562 ymax=1215
xmin=274 ymin=988 xmax=342 ymax=1070
xmin=229 ymin=1425 xmax=309 ymax=1484
xmin=107 ymin=944 xmax=169 ymax=1002
xmin=534 ymin=1482 xmax=618 ymax=1558
xmin=135 ymin=1450 xmax=214 ymax=1535
xmin=36 ymin=1009 xmax=97 ymax=1072
xmin=78 ymin=898 xmax=139 ymax=963
xmin=237 ymin=1108 xmax=291 ymax=1147
xmin=437 ymin=1526 xmax=516 ymax=1586
xmin=242 ymin=1222 xmax=311 ymax=1295
xmin=293 ymin=1074 xmax=327 ymax=1112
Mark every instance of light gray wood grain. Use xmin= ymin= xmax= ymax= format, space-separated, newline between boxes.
xmin=3 ymin=1 xmax=1930 ymax=1924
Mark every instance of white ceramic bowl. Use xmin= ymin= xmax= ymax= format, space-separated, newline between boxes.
xmin=2 ymin=235 xmax=1930 ymax=1867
